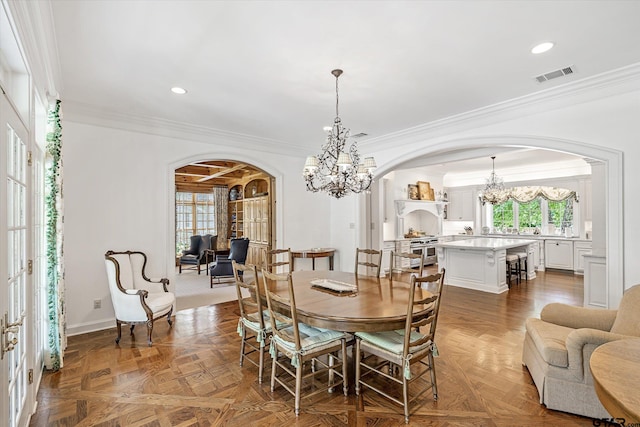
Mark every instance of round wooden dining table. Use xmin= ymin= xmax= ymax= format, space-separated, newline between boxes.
xmin=590 ymin=338 xmax=640 ymax=423
xmin=264 ymin=270 xmax=435 ymax=333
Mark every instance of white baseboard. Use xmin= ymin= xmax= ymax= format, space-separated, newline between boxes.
xmin=66 ymin=319 xmax=116 ymax=336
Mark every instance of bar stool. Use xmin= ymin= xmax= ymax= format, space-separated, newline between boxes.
xmin=506 ymin=253 xmax=521 ymax=287
xmin=512 ymin=251 xmax=528 ymax=282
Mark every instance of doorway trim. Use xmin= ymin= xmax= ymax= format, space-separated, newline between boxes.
xmin=166 ymin=153 xmax=284 ymax=286
xmin=368 ymin=134 xmax=623 ymax=308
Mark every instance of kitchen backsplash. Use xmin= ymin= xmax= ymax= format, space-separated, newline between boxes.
xmin=443 ymin=220 xmax=474 ymax=236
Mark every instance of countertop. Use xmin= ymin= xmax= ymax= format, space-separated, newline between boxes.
xmin=435 ymin=237 xmax=537 ymax=251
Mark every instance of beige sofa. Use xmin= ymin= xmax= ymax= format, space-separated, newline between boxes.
xmin=522 ymin=284 xmax=640 ymax=419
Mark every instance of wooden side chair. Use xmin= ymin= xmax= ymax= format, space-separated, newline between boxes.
xmin=389 ymin=250 xmax=423 ymax=283
xmin=355 ymin=269 xmax=446 ymax=423
xmin=354 ymin=248 xmax=383 ymax=277
xmin=261 ymin=269 xmax=351 ymax=416
xmin=263 ymin=248 xmax=293 ymax=273
xmin=232 ymin=261 xmax=272 ymax=383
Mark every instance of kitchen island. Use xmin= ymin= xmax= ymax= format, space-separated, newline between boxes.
xmin=435 ymin=238 xmax=536 ymax=294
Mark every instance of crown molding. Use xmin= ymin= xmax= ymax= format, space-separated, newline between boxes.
xmin=6 ymin=0 xmax=62 ymax=102
xmin=62 ymin=100 xmax=309 ymax=156
xmin=361 ymin=62 xmax=640 ymax=150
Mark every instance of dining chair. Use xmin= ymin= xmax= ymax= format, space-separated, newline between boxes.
xmin=261 ymin=269 xmax=351 ymax=416
xmin=263 ymin=248 xmax=293 ymax=273
xmin=354 ymin=248 xmax=383 ymax=277
xmin=355 ymin=269 xmax=446 ymax=423
xmin=232 ymin=261 xmax=272 ymax=383
xmin=389 ymin=250 xmax=423 ymax=283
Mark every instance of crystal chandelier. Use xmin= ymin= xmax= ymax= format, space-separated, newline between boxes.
xmin=481 ymin=156 xmax=506 ymax=205
xmin=303 ymin=69 xmax=376 ymax=198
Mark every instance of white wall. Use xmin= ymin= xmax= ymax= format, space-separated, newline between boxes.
xmin=366 ymin=79 xmax=640 ymax=308
xmin=63 ymin=121 xmax=331 ymax=334
xmin=63 ymin=73 xmax=640 ymax=334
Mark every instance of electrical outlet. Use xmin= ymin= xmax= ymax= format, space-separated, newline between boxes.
xmin=93 ymin=299 xmax=101 ymax=309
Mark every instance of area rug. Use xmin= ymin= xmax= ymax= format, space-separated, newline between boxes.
xmin=173 ymin=269 xmax=246 ymax=311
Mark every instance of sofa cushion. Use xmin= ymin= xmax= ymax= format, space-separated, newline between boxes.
xmin=525 ymin=318 xmax=573 ymax=367
xmin=610 ymin=284 xmax=640 ymax=337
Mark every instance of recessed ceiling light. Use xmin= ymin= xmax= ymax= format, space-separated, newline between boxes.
xmin=171 ymin=87 xmax=187 ymax=94
xmin=531 ymin=42 xmax=554 ymax=54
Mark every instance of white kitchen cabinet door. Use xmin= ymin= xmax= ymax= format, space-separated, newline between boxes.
xmin=446 ymin=189 xmax=474 ymax=221
xmin=545 ymin=240 xmax=574 ymax=270
xmin=381 ymin=241 xmax=396 ymax=276
xmin=573 ymin=241 xmax=592 ymax=274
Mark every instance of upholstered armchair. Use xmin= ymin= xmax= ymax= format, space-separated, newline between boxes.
xmin=523 ymin=284 xmax=640 ymax=419
xmin=179 ymin=234 xmax=217 ymax=274
xmin=104 ymin=250 xmax=176 ymax=346
xmin=210 ymin=238 xmax=249 ymax=286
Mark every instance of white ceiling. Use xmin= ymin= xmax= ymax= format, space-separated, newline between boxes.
xmin=49 ymin=1 xmax=640 ymax=169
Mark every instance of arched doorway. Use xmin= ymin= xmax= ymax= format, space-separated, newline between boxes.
xmin=172 ymin=159 xmax=276 ymax=310
xmin=367 ymin=135 xmax=623 ymax=308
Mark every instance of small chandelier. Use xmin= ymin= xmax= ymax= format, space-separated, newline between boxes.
xmin=481 ymin=156 xmax=506 ymax=205
xmin=303 ymin=69 xmax=376 ymax=198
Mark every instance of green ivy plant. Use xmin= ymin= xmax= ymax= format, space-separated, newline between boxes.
xmin=45 ymin=100 xmax=63 ymax=371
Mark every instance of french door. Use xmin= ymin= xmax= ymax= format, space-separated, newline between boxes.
xmin=0 ymin=93 xmax=32 ymax=427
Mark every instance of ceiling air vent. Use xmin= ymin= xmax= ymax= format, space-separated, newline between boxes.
xmin=534 ymin=65 xmax=575 ymax=83
xmin=352 ymin=132 xmax=368 ymax=138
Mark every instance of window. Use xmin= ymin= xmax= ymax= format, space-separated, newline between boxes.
xmin=548 ymin=199 xmax=574 ymax=232
xmin=493 ymin=200 xmax=514 ymax=230
xmin=176 ymin=192 xmax=215 ymax=254
xmin=491 ymin=197 xmax=573 ymax=233
xmin=517 ymin=199 xmax=542 ymax=229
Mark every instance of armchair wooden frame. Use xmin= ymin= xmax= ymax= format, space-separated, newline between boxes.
xmin=104 ymin=250 xmax=174 ymax=347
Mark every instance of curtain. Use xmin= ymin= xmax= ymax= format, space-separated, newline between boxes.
xmin=45 ymin=100 xmax=65 ymax=371
xmin=213 ymin=186 xmax=228 ymax=249
xmin=482 ymin=186 xmax=578 ymax=205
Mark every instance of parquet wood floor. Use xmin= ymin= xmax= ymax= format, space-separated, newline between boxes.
xmin=31 ymin=269 xmax=596 ymax=426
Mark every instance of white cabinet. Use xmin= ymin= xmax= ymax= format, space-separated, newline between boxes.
xmin=544 ymin=240 xmax=574 ymax=270
xmin=573 ymin=241 xmax=592 ymax=274
xmin=446 ymin=189 xmax=474 ymax=221
xmin=381 ymin=240 xmax=396 ymax=276
xmin=395 ymin=240 xmax=411 ymax=268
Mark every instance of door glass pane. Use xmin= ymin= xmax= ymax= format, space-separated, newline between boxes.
xmin=6 ymin=122 xmax=28 ymax=427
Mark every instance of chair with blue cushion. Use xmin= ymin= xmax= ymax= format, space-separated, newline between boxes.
xmin=210 ymin=237 xmax=249 ymax=286
xmin=261 ymin=269 xmax=351 ymax=416
xmin=233 ymin=261 xmax=273 ymax=383
xmin=355 ymin=269 xmax=445 ymax=423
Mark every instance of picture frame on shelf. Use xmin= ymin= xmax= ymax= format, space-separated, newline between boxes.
xmin=408 ymin=184 xmax=419 ymax=200
xmin=418 ymin=181 xmax=432 ymax=200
